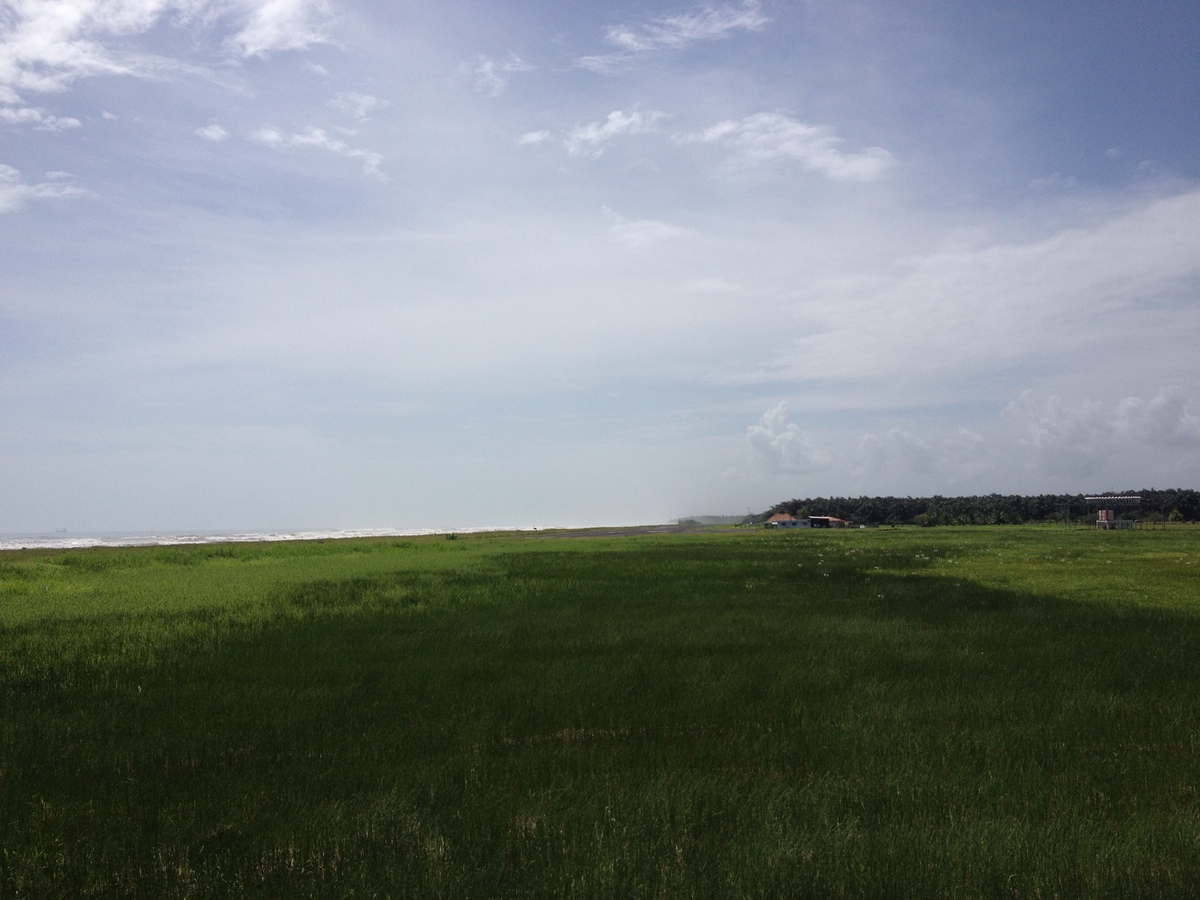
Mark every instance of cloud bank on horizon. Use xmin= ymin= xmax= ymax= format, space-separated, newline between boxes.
xmin=2 ymin=0 xmax=1198 ymax=531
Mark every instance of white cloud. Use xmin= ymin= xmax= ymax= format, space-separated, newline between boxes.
xmin=195 ymin=122 xmax=228 ymax=141
xmin=461 ymin=53 xmax=533 ymax=98
xmin=224 ymin=0 xmax=333 ymax=57
xmin=329 ymin=91 xmax=384 ymax=122
xmin=745 ymin=409 xmax=993 ymax=491
xmin=1007 ymin=393 xmax=1120 ymax=480
xmin=564 ymin=109 xmax=663 ymax=157
xmin=579 ymin=1 xmax=767 ymax=71
xmin=516 ymin=129 xmax=552 ymax=146
xmin=879 ymin=429 xmax=934 ymax=475
xmin=781 ymin=189 xmax=1200 ymax=386
xmin=1115 ymin=387 xmax=1200 ymax=448
xmin=0 ymin=105 xmax=81 ymax=131
xmin=744 ymin=385 xmax=1199 ymax=496
xmin=251 ymin=124 xmax=385 ymax=177
xmin=1006 ymin=387 xmax=1200 ymax=481
xmin=747 ymin=402 xmax=832 ymax=474
xmin=0 ymin=0 xmax=160 ymax=96
xmin=604 ymin=208 xmax=686 ymax=251
xmin=681 ymin=112 xmax=895 ymax=181
xmin=0 ymin=0 xmax=333 ymax=102
xmin=0 ymin=162 xmax=88 ymax=214
xmin=250 ymin=125 xmax=284 ymax=145
xmin=854 ymin=427 xmax=992 ymax=488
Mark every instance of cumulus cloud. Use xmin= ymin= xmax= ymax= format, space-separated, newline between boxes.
xmin=681 ymin=112 xmax=895 ymax=181
xmin=0 ymin=105 xmax=81 ymax=131
xmin=0 ymin=162 xmax=87 ymax=214
xmin=251 ymin=124 xmax=385 ymax=177
xmin=745 ymin=387 xmax=1198 ymax=496
xmin=564 ymin=109 xmax=663 ymax=157
xmin=1115 ymin=387 xmax=1200 ymax=447
xmin=747 ymin=402 xmax=832 ymax=473
xmin=579 ymin=1 xmax=767 ymax=71
xmin=195 ymin=122 xmax=229 ymax=141
xmin=854 ymin=427 xmax=992 ymax=488
xmin=1006 ymin=387 xmax=1200 ymax=481
xmin=603 ymin=208 xmax=686 ymax=251
xmin=460 ymin=53 xmax=533 ymax=98
xmin=1006 ymin=393 xmax=1121 ymax=480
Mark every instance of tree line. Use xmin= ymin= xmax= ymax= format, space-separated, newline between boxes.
xmin=762 ymin=489 xmax=1200 ymax=526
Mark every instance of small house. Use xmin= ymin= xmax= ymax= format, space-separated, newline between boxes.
xmin=808 ymin=516 xmax=849 ymax=529
xmin=765 ymin=513 xmax=810 ymax=528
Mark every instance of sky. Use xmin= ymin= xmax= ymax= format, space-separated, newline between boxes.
xmin=2 ymin=0 xmax=1199 ymax=533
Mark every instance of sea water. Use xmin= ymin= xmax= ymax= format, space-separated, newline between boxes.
xmin=0 ymin=527 xmax=535 ymax=551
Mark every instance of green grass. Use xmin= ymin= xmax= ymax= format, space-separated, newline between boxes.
xmin=2 ymin=526 xmax=1199 ymax=897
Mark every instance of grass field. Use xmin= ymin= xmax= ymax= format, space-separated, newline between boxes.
xmin=2 ymin=525 xmax=1199 ymax=897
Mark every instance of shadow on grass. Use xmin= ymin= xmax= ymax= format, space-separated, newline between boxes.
xmin=4 ymin=543 xmax=1200 ymax=897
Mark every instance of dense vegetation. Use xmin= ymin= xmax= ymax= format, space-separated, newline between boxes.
xmin=3 ymin=526 xmax=1200 ymax=897
xmin=765 ymin=488 xmax=1200 ymax=526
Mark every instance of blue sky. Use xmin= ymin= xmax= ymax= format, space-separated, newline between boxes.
xmin=2 ymin=0 xmax=1198 ymax=532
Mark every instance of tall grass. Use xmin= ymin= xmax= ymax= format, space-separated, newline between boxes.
xmin=2 ymin=527 xmax=1199 ymax=897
